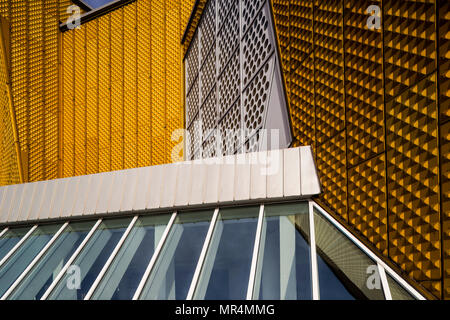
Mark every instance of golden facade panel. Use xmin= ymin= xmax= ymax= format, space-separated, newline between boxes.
xmin=61 ymin=0 xmax=194 ymax=176
xmin=344 ymin=0 xmax=384 ymax=167
xmin=287 ymin=1 xmax=313 ymax=147
xmin=383 ymin=0 xmax=436 ymax=101
xmin=316 ymin=130 xmax=347 ymax=222
xmin=348 ymin=154 xmax=387 ymax=256
xmin=0 ymin=0 xmax=71 ymax=183
xmin=0 ymin=0 xmax=447 ymax=299
xmin=269 ymin=0 xmax=447 ymax=298
xmin=290 ymin=53 xmax=314 ymax=148
xmin=440 ymin=0 xmax=449 ymax=124
xmin=0 ymin=17 xmax=20 ymax=185
xmin=442 ymin=120 xmax=450 ymax=299
xmin=386 ymin=74 xmax=440 ymax=282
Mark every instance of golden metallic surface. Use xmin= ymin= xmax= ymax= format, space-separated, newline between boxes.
xmin=269 ymin=0 xmax=446 ymax=298
xmin=61 ymin=0 xmax=195 ymax=176
xmin=0 ymin=0 xmax=194 ymax=183
xmin=0 ymin=17 xmax=20 ymax=185
xmin=441 ymin=0 xmax=450 ymax=300
xmin=0 ymin=0 xmax=446 ymax=300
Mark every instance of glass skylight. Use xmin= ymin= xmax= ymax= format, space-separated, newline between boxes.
xmin=81 ymin=0 xmax=114 ymax=9
xmin=0 ymin=202 xmax=424 ymax=300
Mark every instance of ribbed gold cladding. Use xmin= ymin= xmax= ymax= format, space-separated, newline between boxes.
xmin=269 ymin=0 xmax=445 ymax=298
xmin=0 ymin=17 xmax=20 ymax=185
xmin=61 ymin=0 xmax=194 ymax=176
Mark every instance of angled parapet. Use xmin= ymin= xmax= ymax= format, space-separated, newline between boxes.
xmin=183 ymin=0 xmax=293 ymax=160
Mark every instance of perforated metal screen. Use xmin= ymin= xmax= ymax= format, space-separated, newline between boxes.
xmin=184 ymin=0 xmax=292 ymax=160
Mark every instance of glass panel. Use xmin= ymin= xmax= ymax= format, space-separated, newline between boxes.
xmin=254 ymin=202 xmax=311 ymax=300
xmin=82 ymin=0 xmax=114 ymax=9
xmin=139 ymin=210 xmax=214 ymax=300
xmin=0 ymin=227 xmax=31 ymax=262
xmin=8 ymin=221 xmax=96 ymax=300
xmin=386 ymin=273 xmax=415 ymax=300
xmin=0 ymin=224 xmax=63 ymax=298
xmin=193 ymin=206 xmax=260 ymax=300
xmin=91 ymin=214 xmax=171 ymax=300
xmin=313 ymin=208 xmax=385 ymax=300
xmin=47 ymin=218 xmax=132 ymax=300
xmin=316 ymin=254 xmax=355 ymax=300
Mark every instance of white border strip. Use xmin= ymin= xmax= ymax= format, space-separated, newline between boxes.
xmin=378 ymin=262 xmax=392 ymax=300
xmin=246 ymin=204 xmax=265 ymax=300
xmin=312 ymin=202 xmax=425 ymax=300
xmin=40 ymin=219 xmax=103 ymax=300
xmin=0 ymin=225 xmax=37 ymax=269
xmin=84 ymin=215 xmax=139 ymax=300
xmin=0 ymin=227 xmax=8 ymax=238
xmin=309 ymin=201 xmax=319 ymax=300
xmin=186 ymin=208 xmax=220 ymax=300
xmin=1 ymin=222 xmax=69 ymax=300
xmin=132 ymin=212 xmax=178 ymax=300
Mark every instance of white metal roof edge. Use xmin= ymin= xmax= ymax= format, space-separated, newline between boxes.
xmin=0 ymin=146 xmax=321 ymax=226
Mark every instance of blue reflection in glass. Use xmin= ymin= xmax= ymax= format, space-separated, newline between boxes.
xmin=139 ymin=211 xmax=213 ymax=300
xmin=194 ymin=207 xmax=260 ymax=300
xmin=82 ymin=0 xmax=114 ymax=9
xmin=47 ymin=218 xmax=132 ymax=300
xmin=92 ymin=214 xmax=171 ymax=300
xmin=0 ymin=227 xmax=31 ymax=262
xmin=8 ymin=221 xmax=95 ymax=300
xmin=0 ymin=224 xmax=62 ymax=298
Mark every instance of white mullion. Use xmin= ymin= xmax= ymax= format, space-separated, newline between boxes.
xmin=378 ymin=262 xmax=392 ymax=300
xmin=1 ymin=222 xmax=70 ymax=300
xmin=132 ymin=211 xmax=178 ymax=300
xmin=0 ymin=227 xmax=9 ymax=238
xmin=246 ymin=204 xmax=264 ymax=300
xmin=40 ymin=219 xmax=103 ymax=300
xmin=186 ymin=208 xmax=220 ymax=300
xmin=309 ymin=201 xmax=319 ymax=300
xmin=0 ymin=225 xmax=38 ymax=269
xmin=84 ymin=215 xmax=139 ymax=300
xmin=311 ymin=201 xmax=426 ymax=300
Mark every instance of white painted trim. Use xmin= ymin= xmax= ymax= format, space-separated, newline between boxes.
xmin=309 ymin=201 xmax=319 ymax=300
xmin=311 ymin=202 xmax=426 ymax=300
xmin=1 ymin=222 xmax=69 ymax=300
xmin=186 ymin=208 xmax=220 ymax=300
xmin=378 ymin=263 xmax=392 ymax=300
xmin=132 ymin=212 xmax=178 ymax=300
xmin=40 ymin=219 xmax=103 ymax=300
xmin=0 ymin=225 xmax=37 ymax=269
xmin=84 ymin=215 xmax=139 ymax=300
xmin=246 ymin=204 xmax=265 ymax=300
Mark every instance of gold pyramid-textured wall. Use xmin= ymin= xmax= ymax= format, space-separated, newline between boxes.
xmin=272 ymin=0 xmax=447 ymax=299
xmin=0 ymin=0 xmax=74 ymax=184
